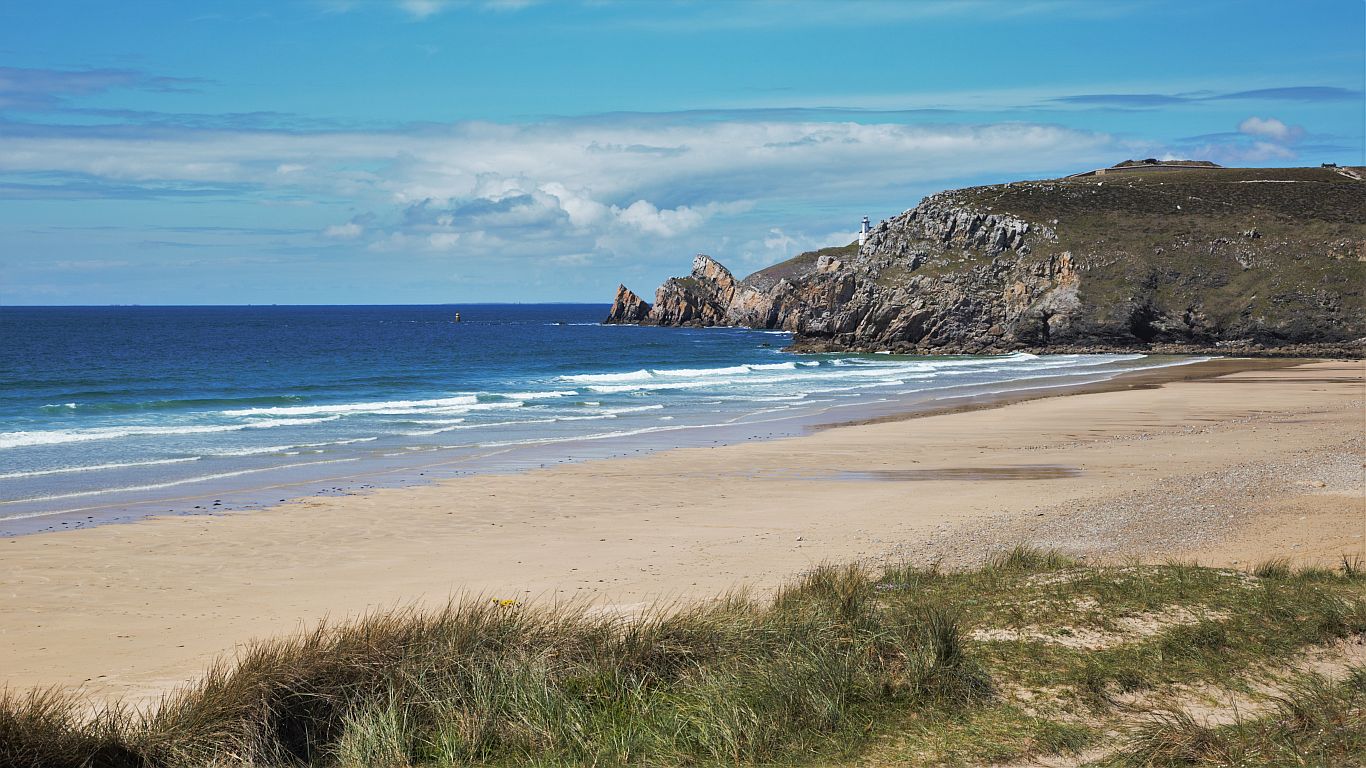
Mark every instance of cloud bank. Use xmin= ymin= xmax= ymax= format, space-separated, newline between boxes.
xmin=0 ymin=118 xmax=1119 ymax=272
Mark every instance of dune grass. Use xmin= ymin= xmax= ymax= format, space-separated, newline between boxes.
xmin=1 ymin=564 xmax=989 ymax=767
xmin=1108 ymin=669 xmax=1366 ymax=767
xmin=1 ymin=547 xmax=1362 ymax=767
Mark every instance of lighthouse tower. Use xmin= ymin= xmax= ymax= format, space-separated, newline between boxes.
xmin=858 ymin=216 xmax=871 ymax=246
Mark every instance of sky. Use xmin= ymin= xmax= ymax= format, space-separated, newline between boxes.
xmin=1 ymin=0 xmax=1362 ymax=305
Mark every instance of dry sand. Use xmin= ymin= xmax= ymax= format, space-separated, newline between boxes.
xmin=0 ymin=359 xmax=1361 ymax=705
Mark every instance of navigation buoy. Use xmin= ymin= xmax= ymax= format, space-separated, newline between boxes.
xmin=454 ymin=312 xmax=462 ymax=323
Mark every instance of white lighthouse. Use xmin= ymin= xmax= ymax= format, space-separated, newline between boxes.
xmin=858 ymin=215 xmax=871 ymax=246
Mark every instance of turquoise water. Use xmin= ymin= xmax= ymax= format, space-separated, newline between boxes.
xmin=0 ymin=305 xmax=1192 ymax=531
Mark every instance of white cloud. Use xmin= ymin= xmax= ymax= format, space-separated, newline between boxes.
xmin=0 ymin=118 xmax=1118 ymax=269
xmin=1238 ymin=116 xmax=1302 ymax=142
xmin=1243 ymin=140 xmax=1298 ymax=161
xmin=323 ymin=222 xmax=363 ymax=239
xmin=0 ymin=121 xmax=1113 ymax=204
xmin=427 ymin=232 xmax=461 ymax=249
xmin=613 ymin=200 xmax=704 ymax=237
xmin=744 ymin=227 xmax=851 ymax=270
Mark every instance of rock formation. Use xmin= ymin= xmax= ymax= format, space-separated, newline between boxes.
xmin=639 ymin=254 xmax=738 ymax=327
xmin=606 ymin=165 xmax=1366 ymax=356
xmin=604 ymin=284 xmax=650 ymax=324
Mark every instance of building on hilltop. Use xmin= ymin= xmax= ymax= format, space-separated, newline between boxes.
xmin=1066 ymin=159 xmax=1224 ymax=178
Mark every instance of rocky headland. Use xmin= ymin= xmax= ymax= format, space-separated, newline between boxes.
xmin=606 ymin=164 xmax=1366 ymax=356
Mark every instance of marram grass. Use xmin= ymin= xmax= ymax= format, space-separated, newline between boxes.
xmin=2 ymin=548 xmax=1361 ymax=768
xmin=0 ymin=563 xmax=988 ymax=767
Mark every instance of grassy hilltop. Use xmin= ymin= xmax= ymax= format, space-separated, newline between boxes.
xmin=3 ymin=548 xmax=1362 ymax=767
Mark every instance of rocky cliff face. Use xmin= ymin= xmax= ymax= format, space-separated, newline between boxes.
xmin=606 ymin=166 xmax=1366 ymax=355
xmin=638 ymin=254 xmax=738 ymax=327
xmin=604 ymin=284 xmax=650 ymax=324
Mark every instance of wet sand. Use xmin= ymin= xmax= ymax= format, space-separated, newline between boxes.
xmin=0 ymin=358 xmax=1360 ymax=705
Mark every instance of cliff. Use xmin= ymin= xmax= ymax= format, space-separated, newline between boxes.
xmin=607 ymin=165 xmax=1366 ymax=355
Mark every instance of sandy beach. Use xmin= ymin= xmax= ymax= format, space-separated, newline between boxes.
xmin=1 ymin=358 xmax=1361 ymax=705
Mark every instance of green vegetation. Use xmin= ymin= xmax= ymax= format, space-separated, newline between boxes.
xmin=1105 ymin=670 xmax=1366 ymax=767
xmin=948 ymin=166 xmax=1366 ymax=344
xmin=2 ymin=547 xmax=1362 ymax=767
xmin=742 ymin=242 xmax=859 ymax=290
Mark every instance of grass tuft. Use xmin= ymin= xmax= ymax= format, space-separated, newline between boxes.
xmin=1342 ymin=554 xmax=1364 ymax=579
xmin=987 ymin=544 xmax=1078 ymax=572
xmin=0 ymin=688 xmax=138 ymax=768
xmin=1252 ymin=558 xmax=1292 ymax=579
xmin=1108 ymin=669 xmax=1366 ymax=767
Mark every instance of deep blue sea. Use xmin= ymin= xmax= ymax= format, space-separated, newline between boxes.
xmin=0 ymin=305 xmax=1198 ymax=532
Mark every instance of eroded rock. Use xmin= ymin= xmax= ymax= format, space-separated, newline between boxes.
xmin=604 ymin=284 xmax=651 ymax=324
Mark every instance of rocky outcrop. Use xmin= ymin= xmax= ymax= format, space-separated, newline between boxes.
xmin=638 ymin=254 xmax=738 ymax=327
xmin=604 ymin=284 xmax=650 ymax=324
xmin=605 ymin=166 xmax=1366 ymax=355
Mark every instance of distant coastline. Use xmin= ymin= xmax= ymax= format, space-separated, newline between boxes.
xmin=608 ymin=164 xmax=1365 ymax=359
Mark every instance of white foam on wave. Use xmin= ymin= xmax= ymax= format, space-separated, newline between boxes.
xmin=395 ymin=417 xmax=556 ymax=437
xmin=561 ymin=369 xmax=654 ymax=384
xmin=600 ymin=404 xmax=665 ymax=415
xmin=223 ymin=394 xmax=479 ymax=417
xmin=393 ymin=405 xmax=639 ymax=437
xmin=416 ymin=402 xmax=524 ymax=416
xmin=477 ymin=423 xmax=698 ymax=448
xmin=0 ymin=416 xmax=342 ymax=450
xmin=563 ymin=361 xmax=802 ymax=386
xmin=655 ymin=365 xmax=754 ymax=378
xmin=0 ymin=456 xmax=203 ymax=480
xmin=565 ymin=353 xmax=1141 ymax=398
xmin=212 ymin=435 xmax=384 ymax=457
xmin=212 ymin=444 xmax=313 ymax=457
xmin=587 ymin=381 xmax=700 ymax=394
xmin=503 ymin=390 xmax=578 ymax=400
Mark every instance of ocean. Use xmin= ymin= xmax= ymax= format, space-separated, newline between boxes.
xmin=0 ymin=305 xmax=1199 ymax=533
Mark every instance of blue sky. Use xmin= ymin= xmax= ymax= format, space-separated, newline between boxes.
xmin=1 ymin=0 xmax=1362 ymax=305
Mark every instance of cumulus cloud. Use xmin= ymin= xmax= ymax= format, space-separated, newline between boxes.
xmin=0 ymin=117 xmax=1118 ymax=271
xmin=1237 ymin=116 xmax=1303 ymax=142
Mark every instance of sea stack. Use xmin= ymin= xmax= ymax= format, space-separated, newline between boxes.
xmin=604 ymin=284 xmax=651 ymax=324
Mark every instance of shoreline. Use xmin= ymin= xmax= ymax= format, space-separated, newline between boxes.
xmin=0 ymin=352 xmax=1212 ymax=538
xmin=0 ymin=357 xmax=1360 ymax=706
xmin=818 ymin=355 xmax=1306 ymax=430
